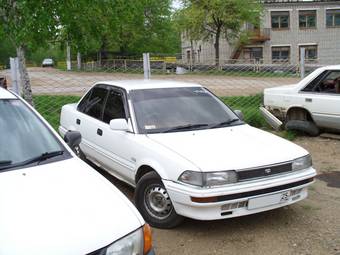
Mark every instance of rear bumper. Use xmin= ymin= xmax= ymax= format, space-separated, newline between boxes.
xmin=259 ymin=106 xmax=283 ymax=130
xmin=163 ymin=167 xmax=316 ymax=220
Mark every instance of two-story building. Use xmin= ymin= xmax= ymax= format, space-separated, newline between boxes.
xmin=181 ymin=0 xmax=340 ymax=65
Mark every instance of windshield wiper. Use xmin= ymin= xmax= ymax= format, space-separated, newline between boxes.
xmin=162 ymin=123 xmax=209 ymax=133
xmin=211 ymin=118 xmax=240 ymax=129
xmin=0 ymin=160 xmax=12 ymax=166
xmin=0 ymin=150 xmax=64 ymax=171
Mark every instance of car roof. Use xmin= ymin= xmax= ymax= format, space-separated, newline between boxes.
xmin=318 ymin=65 xmax=340 ymax=71
xmin=0 ymin=87 xmax=17 ymax=99
xmin=94 ymin=80 xmax=202 ymax=91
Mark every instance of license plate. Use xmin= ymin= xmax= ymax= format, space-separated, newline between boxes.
xmin=248 ymin=191 xmax=289 ymax=210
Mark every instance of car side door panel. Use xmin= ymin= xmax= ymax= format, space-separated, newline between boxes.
xmin=96 ymin=88 xmax=137 ymax=185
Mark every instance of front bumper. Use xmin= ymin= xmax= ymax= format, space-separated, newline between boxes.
xmin=164 ymin=167 xmax=316 ymax=220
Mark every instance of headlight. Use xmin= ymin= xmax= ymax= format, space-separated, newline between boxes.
xmin=292 ymin=155 xmax=312 ymax=171
xmin=178 ymin=170 xmax=237 ymax=187
xmin=106 ymin=228 xmax=143 ymax=255
xmin=105 ymin=225 xmax=152 ymax=255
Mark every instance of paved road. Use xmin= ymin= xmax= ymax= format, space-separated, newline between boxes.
xmin=1 ymin=67 xmax=300 ymax=96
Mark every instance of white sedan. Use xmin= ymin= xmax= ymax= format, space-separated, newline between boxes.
xmin=0 ymin=87 xmax=154 ymax=255
xmin=60 ymin=80 xmax=316 ymax=228
xmin=263 ymin=65 xmax=340 ymax=135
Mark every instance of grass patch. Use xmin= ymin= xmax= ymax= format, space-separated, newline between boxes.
xmin=221 ymin=94 xmax=268 ymax=128
xmin=34 ymin=95 xmax=80 ymax=130
xmin=278 ymin=130 xmax=298 ymax=141
xmin=34 ymin=94 xmax=286 ymax=138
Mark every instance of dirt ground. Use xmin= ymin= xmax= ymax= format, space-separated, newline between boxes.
xmin=0 ymin=67 xmax=299 ymax=96
xmin=95 ymin=136 xmax=340 ymax=255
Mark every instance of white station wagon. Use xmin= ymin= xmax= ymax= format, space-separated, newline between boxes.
xmin=0 ymin=87 xmax=154 ymax=255
xmin=60 ymin=80 xmax=317 ymax=228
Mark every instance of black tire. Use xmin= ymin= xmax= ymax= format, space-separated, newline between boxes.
xmin=285 ymin=120 xmax=319 ymax=136
xmin=135 ymin=171 xmax=184 ymax=229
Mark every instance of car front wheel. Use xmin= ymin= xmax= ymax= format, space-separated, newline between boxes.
xmin=135 ymin=171 xmax=184 ymax=229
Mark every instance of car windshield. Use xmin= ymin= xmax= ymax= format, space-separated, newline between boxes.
xmin=130 ymin=87 xmax=242 ymax=134
xmin=0 ymin=99 xmax=65 ymax=170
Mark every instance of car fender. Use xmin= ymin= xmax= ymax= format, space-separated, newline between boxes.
xmin=286 ymin=105 xmax=315 ymax=121
xmin=135 ymin=158 xmax=169 ymax=181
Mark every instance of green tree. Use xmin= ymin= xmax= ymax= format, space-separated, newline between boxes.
xmin=0 ymin=0 xmax=62 ymax=104
xmin=103 ymin=0 xmax=180 ymax=55
xmin=179 ymin=0 xmax=262 ymax=66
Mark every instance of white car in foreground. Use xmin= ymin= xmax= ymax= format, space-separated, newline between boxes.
xmin=0 ymin=87 xmax=154 ymax=255
xmin=263 ymin=65 xmax=340 ymax=136
xmin=60 ymin=80 xmax=316 ymax=229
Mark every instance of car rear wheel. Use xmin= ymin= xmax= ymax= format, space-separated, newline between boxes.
xmin=135 ymin=171 xmax=184 ymax=229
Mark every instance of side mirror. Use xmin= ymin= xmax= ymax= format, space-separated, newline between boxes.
xmin=234 ymin=110 xmax=244 ymax=121
xmin=64 ymin=131 xmax=82 ymax=148
xmin=110 ymin=118 xmax=129 ymax=131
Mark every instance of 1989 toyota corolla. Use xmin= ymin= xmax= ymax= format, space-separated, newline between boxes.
xmin=60 ymin=80 xmax=317 ymax=229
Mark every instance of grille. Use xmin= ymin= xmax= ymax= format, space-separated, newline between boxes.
xmin=237 ymin=162 xmax=292 ymax=181
xmin=221 ymin=200 xmax=248 ymax=211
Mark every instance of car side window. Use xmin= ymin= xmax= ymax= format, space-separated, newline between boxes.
xmin=77 ymin=90 xmax=92 ymax=112
xmin=78 ymin=86 xmax=108 ymax=120
xmin=103 ymin=89 xmax=126 ymax=124
xmin=302 ymin=70 xmax=340 ymax=94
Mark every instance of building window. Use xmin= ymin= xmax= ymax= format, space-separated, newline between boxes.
xmin=299 ymin=45 xmax=318 ymax=63
xmin=272 ymin=46 xmax=290 ymax=63
xmin=326 ymin=9 xmax=340 ymax=27
xmin=243 ymin=47 xmax=263 ymax=61
xmin=271 ymin=11 xmax=289 ymax=29
xmin=299 ymin=10 xmax=316 ymax=28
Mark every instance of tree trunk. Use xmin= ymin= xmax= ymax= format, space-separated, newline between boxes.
xmin=214 ymin=28 xmax=221 ymax=68
xmin=77 ymin=52 xmax=81 ymax=70
xmin=16 ymin=45 xmax=34 ymax=106
xmin=66 ymin=42 xmax=71 ymax=71
xmin=190 ymin=40 xmax=195 ymax=70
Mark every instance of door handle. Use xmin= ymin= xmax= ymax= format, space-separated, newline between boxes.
xmin=76 ymin=119 xmax=81 ymax=125
xmin=305 ymin=98 xmax=312 ymax=103
xmin=97 ymin=128 xmax=103 ymax=136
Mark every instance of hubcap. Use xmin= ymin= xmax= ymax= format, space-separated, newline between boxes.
xmin=144 ymin=185 xmax=173 ymax=220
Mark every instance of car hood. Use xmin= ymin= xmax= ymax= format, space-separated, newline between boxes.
xmin=148 ymin=124 xmax=308 ymax=172
xmin=264 ymin=84 xmax=299 ymax=95
xmin=0 ymin=158 xmax=143 ymax=255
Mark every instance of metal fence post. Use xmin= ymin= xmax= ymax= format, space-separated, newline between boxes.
xmin=300 ymin=47 xmax=305 ymax=79
xmin=10 ymin=57 xmax=20 ymax=94
xmin=143 ymin=53 xmax=151 ymax=79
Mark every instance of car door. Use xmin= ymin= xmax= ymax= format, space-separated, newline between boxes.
xmin=97 ymin=87 xmax=137 ymax=185
xmin=75 ymin=85 xmax=110 ymax=164
xmin=299 ymin=70 xmax=340 ymax=130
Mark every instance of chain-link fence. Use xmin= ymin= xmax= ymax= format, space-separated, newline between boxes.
xmin=0 ymin=55 xmax=329 ymax=131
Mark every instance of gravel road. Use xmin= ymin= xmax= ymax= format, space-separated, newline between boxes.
xmin=0 ymin=67 xmax=300 ymax=96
